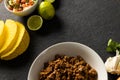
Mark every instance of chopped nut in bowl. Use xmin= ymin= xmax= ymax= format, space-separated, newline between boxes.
xmin=28 ymin=42 xmax=108 ymax=80
xmin=4 ymin=0 xmax=39 ymax=16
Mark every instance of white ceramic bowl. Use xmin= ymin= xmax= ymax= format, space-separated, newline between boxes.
xmin=4 ymin=0 xmax=38 ymax=16
xmin=28 ymin=42 xmax=108 ymax=80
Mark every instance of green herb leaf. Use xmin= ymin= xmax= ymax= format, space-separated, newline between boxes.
xmin=106 ymin=39 xmax=120 ymax=53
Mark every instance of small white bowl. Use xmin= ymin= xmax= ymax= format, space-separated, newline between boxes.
xmin=4 ymin=0 xmax=38 ymax=16
xmin=28 ymin=42 xmax=108 ymax=80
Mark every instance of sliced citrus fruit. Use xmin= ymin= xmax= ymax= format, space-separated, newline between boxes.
xmin=0 ymin=20 xmax=5 ymax=49
xmin=0 ymin=19 xmax=18 ymax=56
xmin=1 ymin=22 xmax=30 ymax=60
xmin=27 ymin=15 xmax=43 ymax=31
xmin=38 ymin=1 xmax=55 ymax=20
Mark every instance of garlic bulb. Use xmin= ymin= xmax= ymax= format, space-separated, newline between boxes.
xmin=105 ymin=50 xmax=120 ymax=75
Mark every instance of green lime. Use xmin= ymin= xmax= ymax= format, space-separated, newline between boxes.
xmin=44 ymin=0 xmax=55 ymax=3
xmin=38 ymin=1 xmax=55 ymax=20
xmin=27 ymin=15 xmax=43 ymax=31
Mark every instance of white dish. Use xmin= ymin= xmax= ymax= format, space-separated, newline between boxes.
xmin=4 ymin=0 xmax=39 ymax=16
xmin=28 ymin=42 xmax=108 ymax=80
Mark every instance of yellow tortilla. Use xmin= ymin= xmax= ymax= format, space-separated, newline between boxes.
xmin=0 ymin=20 xmax=5 ymax=49
xmin=1 ymin=22 xmax=30 ymax=60
xmin=0 ymin=19 xmax=18 ymax=56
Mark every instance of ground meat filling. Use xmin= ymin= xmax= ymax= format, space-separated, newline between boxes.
xmin=39 ymin=55 xmax=98 ymax=80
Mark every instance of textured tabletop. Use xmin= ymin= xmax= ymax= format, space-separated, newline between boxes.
xmin=0 ymin=0 xmax=120 ymax=80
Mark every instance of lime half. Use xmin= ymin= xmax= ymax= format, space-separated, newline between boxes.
xmin=44 ymin=0 xmax=55 ymax=3
xmin=27 ymin=15 xmax=43 ymax=31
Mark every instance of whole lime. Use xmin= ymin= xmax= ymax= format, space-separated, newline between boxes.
xmin=45 ymin=0 xmax=55 ymax=3
xmin=38 ymin=1 xmax=55 ymax=20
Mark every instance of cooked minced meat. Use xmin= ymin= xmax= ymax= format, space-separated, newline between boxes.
xmin=39 ymin=54 xmax=98 ymax=80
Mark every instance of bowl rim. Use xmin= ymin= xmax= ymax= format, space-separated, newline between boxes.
xmin=27 ymin=42 xmax=108 ymax=80
xmin=4 ymin=0 xmax=38 ymax=13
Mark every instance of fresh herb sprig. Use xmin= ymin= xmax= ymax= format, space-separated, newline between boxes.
xmin=106 ymin=39 xmax=120 ymax=53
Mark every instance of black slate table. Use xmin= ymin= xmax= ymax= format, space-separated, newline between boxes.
xmin=0 ymin=0 xmax=120 ymax=80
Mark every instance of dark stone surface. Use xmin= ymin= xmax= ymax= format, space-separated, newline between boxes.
xmin=0 ymin=0 xmax=120 ymax=80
